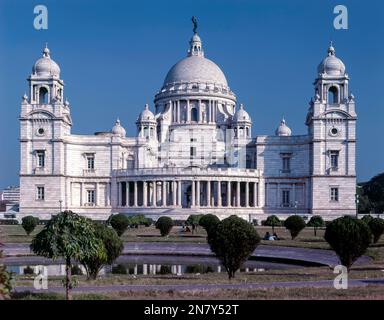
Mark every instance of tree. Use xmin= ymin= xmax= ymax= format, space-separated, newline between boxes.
xmin=155 ymin=217 xmax=173 ymax=236
xmin=127 ymin=214 xmax=152 ymax=228
xmin=0 ymin=247 xmax=12 ymax=300
xmin=199 ymin=214 xmax=220 ymax=236
xmin=324 ymin=216 xmax=372 ymax=271
xmin=284 ymin=215 xmax=306 ymax=240
xmin=187 ymin=214 xmax=204 ymax=234
xmin=361 ymin=215 xmax=374 ymax=225
xmin=21 ymin=216 xmax=39 ymax=236
xmin=264 ymin=215 xmax=282 ymax=233
xmin=80 ymin=223 xmax=123 ymax=280
xmin=307 ymin=216 xmax=325 ymax=236
xmin=367 ymin=218 xmax=384 ymax=243
xmin=30 ymin=211 xmax=105 ymax=300
xmin=359 ymin=173 xmax=384 ymax=213
xmin=208 ymin=215 xmax=260 ymax=279
xmin=109 ymin=214 xmax=129 ymax=236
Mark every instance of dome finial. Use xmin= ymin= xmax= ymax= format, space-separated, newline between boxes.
xmin=328 ymin=41 xmax=335 ymax=56
xmin=192 ymin=16 xmax=198 ymax=34
xmin=43 ymin=43 xmax=50 ymax=57
xmin=144 ymin=103 xmax=149 ymax=110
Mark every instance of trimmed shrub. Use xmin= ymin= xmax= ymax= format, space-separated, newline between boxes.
xmin=367 ymin=218 xmax=384 ymax=243
xmin=22 ymin=216 xmax=39 ymax=235
xmin=208 ymin=215 xmax=260 ymax=279
xmin=109 ymin=214 xmax=129 ymax=236
xmin=307 ymin=216 xmax=325 ymax=236
xmin=155 ymin=217 xmax=173 ymax=237
xmin=361 ymin=215 xmax=374 ymax=225
xmin=284 ymin=215 xmax=306 ymax=240
xmin=199 ymin=214 xmax=220 ymax=235
xmin=264 ymin=215 xmax=282 ymax=233
xmin=324 ymin=216 xmax=372 ymax=271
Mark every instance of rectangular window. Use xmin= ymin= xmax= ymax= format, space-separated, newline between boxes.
xmin=282 ymin=190 xmax=290 ymax=207
xmin=330 ymin=187 xmax=339 ymax=202
xmin=37 ymin=151 xmax=45 ymax=168
xmin=37 ymin=186 xmax=45 ymax=200
xmin=190 ymin=146 xmax=196 ymax=158
xmin=86 ymin=155 xmax=95 ymax=170
xmin=330 ymin=151 xmax=339 ymax=170
xmin=87 ymin=190 xmax=95 ymax=205
xmin=281 ymin=153 xmax=291 ymax=173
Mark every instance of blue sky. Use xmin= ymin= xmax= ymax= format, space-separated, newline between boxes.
xmin=0 ymin=0 xmax=383 ymax=189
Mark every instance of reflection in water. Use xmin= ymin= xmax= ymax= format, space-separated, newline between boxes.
xmin=5 ymin=254 xmax=300 ymax=276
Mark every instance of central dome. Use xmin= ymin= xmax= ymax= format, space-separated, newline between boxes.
xmin=163 ymin=55 xmax=228 ymax=87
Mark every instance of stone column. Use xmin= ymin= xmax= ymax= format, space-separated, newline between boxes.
xmin=171 ymin=181 xmax=176 ymax=206
xmin=236 ymin=181 xmax=240 ymax=207
xmin=207 ymin=181 xmax=211 ymax=207
xmin=217 ymin=181 xmax=222 ymax=207
xmin=227 ymin=181 xmax=231 ymax=207
xmin=196 ymin=180 xmax=200 ymax=206
xmin=254 ymin=182 xmax=258 ymax=207
xmin=177 ymin=100 xmax=181 ymax=122
xmin=134 ymin=181 xmax=138 ymax=207
xmin=134 ymin=264 xmax=138 ymax=275
xmin=178 ymin=181 xmax=182 ymax=207
xmin=162 ymin=181 xmax=167 ymax=207
xmin=143 ymin=264 xmax=148 ymax=275
xmin=245 ymin=182 xmax=249 ymax=207
xmin=117 ymin=182 xmax=120 ymax=207
xmin=142 ymin=181 xmax=147 ymax=207
xmin=191 ymin=181 xmax=195 ymax=207
xmin=152 ymin=181 xmax=157 ymax=207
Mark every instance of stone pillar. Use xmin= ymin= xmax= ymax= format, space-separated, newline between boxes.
xmin=177 ymin=100 xmax=181 ymax=123
xmin=245 ymin=182 xmax=249 ymax=207
xmin=187 ymin=100 xmax=190 ymax=122
xmin=177 ymin=265 xmax=182 ymax=276
xmin=134 ymin=181 xmax=138 ymax=207
xmin=117 ymin=182 xmax=120 ymax=207
xmin=254 ymin=182 xmax=258 ymax=207
xmin=178 ymin=181 xmax=182 ymax=207
xmin=217 ymin=181 xmax=222 ymax=207
xmin=191 ymin=181 xmax=195 ymax=207
xmin=217 ymin=265 xmax=221 ymax=273
xmin=152 ymin=181 xmax=157 ymax=207
xmin=227 ymin=181 xmax=231 ymax=207
xmin=236 ymin=181 xmax=240 ymax=207
xmin=134 ymin=264 xmax=138 ymax=275
xmin=173 ymin=181 xmax=177 ymax=206
xmin=196 ymin=180 xmax=200 ymax=206
xmin=207 ymin=181 xmax=211 ymax=207
xmin=162 ymin=181 xmax=167 ymax=207
xmin=143 ymin=264 xmax=148 ymax=275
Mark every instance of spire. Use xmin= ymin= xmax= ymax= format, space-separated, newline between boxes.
xmin=43 ymin=43 xmax=50 ymax=58
xmin=328 ymin=41 xmax=335 ymax=56
xmin=144 ymin=103 xmax=149 ymax=110
xmin=188 ymin=17 xmax=204 ymax=57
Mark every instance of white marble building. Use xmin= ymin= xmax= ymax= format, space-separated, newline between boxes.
xmin=18 ymin=29 xmax=357 ymax=222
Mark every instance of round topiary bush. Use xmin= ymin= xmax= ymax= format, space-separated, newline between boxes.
xmin=199 ymin=214 xmax=220 ymax=235
xmin=109 ymin=214 xmax=129 ymax=236
xmin=21 ymin=216 xmax=39 ymax=235
xmin=155 ymin=216 xmax=173 ymax=237
xmin=361 ymin=215 xmax=374 ymax=225
xmin=307 ymin=215 xmax=325 ymax=236
xmin=264 ymin=215 xmax=282 ymax=232
xmin=207 ymin=215 xmax=260 ymax=279
xmin=284 ymin=215 xmax=306 ymax=240
xmin=367 ymin=218 xmax=384 ymax=243
xmin=324 ymin=216 xmax=372 ymax=271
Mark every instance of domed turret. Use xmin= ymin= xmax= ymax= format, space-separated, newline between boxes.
xmin=317 ymin=43 xmax=346 ymax=76
xmin=111 ymin=119 xmax=126 ymax=137
xmin=137 ymin=104 xmax=155 ymax=123
xmin=136 ymin=104 xmax=156 ymax=139
xmin=233 ymin=104 xmax=251 ymax=123
xmin=32 ymin=44 xmax=61 ymax=77
xmin=275 ymin=118 xmax=292 ymax=136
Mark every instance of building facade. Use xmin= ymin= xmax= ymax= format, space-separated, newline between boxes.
xmin=18 ymin=30 xmax=357 ymax=221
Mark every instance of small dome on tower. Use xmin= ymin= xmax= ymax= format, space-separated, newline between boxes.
xmin=32 ymin=44 xmax=61 ymax=77
xmin=275 ymin=118 xmax=292 ymax=136
xmin=317 ymin=43 xmax=346 ymax=76
xmin=111 ymin=119 xmax=126 ymax=137
xmin=233 ymin=104 xmax=251 ymax=122
xmin=137 ymin=104 xmax=155 ymax=122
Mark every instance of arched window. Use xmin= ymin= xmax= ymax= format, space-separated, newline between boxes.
xmin=191 ymin=107 xmax=198 ymax=122
xmin=246 ymin=127 xmax=250 ymax=137
xmin=39 ymin=87 xmax=48 ymax=104
xmin=328 ymin=86 xmax=339 ymax=104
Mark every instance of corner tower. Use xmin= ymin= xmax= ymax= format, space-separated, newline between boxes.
xmin=306 ymin=43 xmax=357 ymax=217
